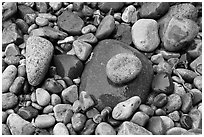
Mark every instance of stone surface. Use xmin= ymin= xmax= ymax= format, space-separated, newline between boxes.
xmin=35 ymin=17 xmax=49 ymax=27
xmin=117 ymin=121 xmax=152 ymax=135
xmin=180 ymin=115 xmax=193 ymax=130
xmin=81 ymin=119 xmax=97 ymax=135
xmin=18 ymin=106 xmax=38 ymax=120
xmin=166 ymin=127 xmax=188 ymax=135
xmin=147 ymin=116 xmax=166 ymax=135
xmin=36 ymin=88 xmax=50 ymax=107
xmin=77 ymin=33 xmax=98 ymax=44
xmin=130 ymin=111 xmax=149 ymax=126
xmin=139 ymin=104 xmax=154 ymax=116
xmin=51 ymin=94 xmax=61 ymax=106
xmin=189 ymin=109 xmax=202 ymax=129
xmin=132 ymin=19 xmax=160 ymax=52
xmin=2 ymin=124 xmax=11 ymax=135
xmin=61 ymin=85 xmax=78 ymax=104
xmin=79 ymin=91 xmax=95 ymax=111
xmin=43 ymin=78 xmax=63 ymax=94
xmin=9 ymin=76 xmax=25 ymax=94
xmin=190 ymin=55 xmax=202 ymax=75
xmin=2 ymin=92 xmax=18 ymax=110
xmin=95 ymin=122 xmax=116 ymax=135
xmin=71 ymin=113 xmax=87 ymax=132
xmin=193 ymin=76 xmax=202 ymax=90
xmin=57 ymin=10 xmax=84 ymax=35
xmin=7 ymin=113 xmax=35 ymax=135
xmin=175 ymin=68 xmax=198 ymax=82
xmin=98 ymin=2 xmax=124 ymax=13
xmin=181 ymin=93 xmax=193 ymax=113
xmin=164 ymin=94 xmax=182 ymax=113
xmin=2 ymin=2 xmax=17 ymax=21
xmin=53 ymin=123 xmax=69 ymax=135
xmin=34 ymin=114 xmax=56 ymax=128
xmin=122 ymin=5 xmax=136 ymax=23
xmin=79 ymin=39 xmax=153 ymax=111
xmin=26 ymin=36 xmax=54 ymax=86
xmin=53 ymin=104 xmax=72 ymax=122
xmin=160 ymin=116 xmax=174 ymax=130
xmin=153 ymin=93 xmax=168 ymax=108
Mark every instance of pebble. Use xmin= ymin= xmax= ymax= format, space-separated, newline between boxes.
xmin=31 ymin=103 xmax=43 ymax=110
xmin=43 ymin=105 xmax=54 ymax=114
xmin=2 ymin=124 xmax=11 ymax=135
xmin=187 ymin=39 xmax=202 ymax=59
xmin=2 ymin=2 xmax=17 ymax=21
xmin=93 ymin=114 xmax=103 ymax=124
xmin=5 ymin=43 xmax=20 ymax=56
xmin=81 ymin=24 xmax=97 ymax=34
xmin=86 ymin=108 xmax=100 ymax=119
xmin=53 ymin=123 xmax=69 ymax=135
xmin=160 ymin=116 xmax=174 ymax=130
xmin=66 ymin=123 xmax=77 ymax=135
xmin=157 ymin=50 xmax=180 ymax=60
xmin=7 ymin=113 xmax=35 ymax=135
xmin=2 ymin=92 xmax=18 ymax=110
xmin=26 ymin=36 xmax=54 ymax=86
xmin=9 ymin=76 xmax=25 ymax=94
xmin=95 ymin=122 xmax=116 ymax=135
xmin=38 ymin=13 xmax=57 ymax=21
xmin=58 ymin=36 xmax=75 ymax=45
xmin=35 ymin=17 xmax=49 ymax=27
xmin=155 ymin=108 xmax=166 ymax=116
xmin=73 ymin=40 xmax=93 ymax=61
xmin=79 ymin=91 xmax=95 ymax=111
xmin=147 ymin=116 xmax=166 ymax=135
xmin=154 ymin=61 xmax=172 ymax=75
xmin=82 ymin=5 xmax=93 ymax=17
xmin=18 ymin=64 xmax=26 ymax=77
xmin=95 ymin=15 xmax=115 ymax=40
xmin=49 ymin=2 xmax=62 ymax=11
xmin=180 ymin=115 xmax=193 ymax=130
xmin=107 ymin=116 xmax=121 ymax=127
xmin=131 ymin=19 xmax=160 ymax=52
xmin=27 ymin=24 xmax=37 ymax=34
xmin=18 ymin=106 xmax=38 ymax=120
xmin=175 ymin=68 xmax=198 ymax=82
xmin=2 ymin=65 xmax=17 ymax=93
xmin=77 ymin=33 xmax=98 ymax=44
xmin=193 ymin=76 xmax=202 ymax=90
xmin=139 ymin=104 xmax=154 ymax=116
xmin=36 ymin=88 xmax=50 ymax=107
xmin=153 ymin=93 xmax=168 ymax=108
xmin=190 ymin=89 xmax=202 ymax=105
xmin=152 ymin=72 xmax=174 ymax=95
xmin=106 ymin=53 xmax=142 ymax=84
xmin=173 ymin=82 xmax=186 ymax=96
xmin=57 ymin=10 xmax=84 ymax=35
xmin=61 ymin=85 xmax=78 ymax=104
xmin=71 ymin=113 xmax=87 ymax=132
xmin=117 ymin=121 xmax=152 ymax=135
xmin=190 ymin=55 xmax=202 ymax=75
xmin=168 ymin=110 xmax=180 ymax=122
xmin=35 ymin=2 xmax=47 ymax=13
xmin=130 ymin=111 xmax=149 ymax=126
xmin=181 ymin=93 xmax=193 ymax=113
xmin=189 ymin=109 xmax=202 ymax=129
xmin=151 ymin=54 xmax=165 ymax=64
xmin=35 ymin=114 xmax=55 ymax=128
xmin=98 ymin=2 xmax=124 ymax=13
xmin=122 ymin=5 xmax=136 ymax=23
xmin=81 ymin=119 xmax=97 ymax=135
xmin=72 ymin=100 xmax=82 ymax=113
xmin=112 ymin=96 xmax=141 ymax=120
xmin=53 ymin=104 xmax=72 ymax=122
xmin=166 ymin=127 xmax=188 ymax=135
xmin=51 ymin=94 xmax=61 ymax=106
xmin=43 ymin=78 xmax=63 ymax=94
xmin=164 ymin=94 xmax=182 ymax=113
xmin=2 ymin=111 xmax=8 ymax=123
xmin=63 ymin=109 xmax=73 ymax=124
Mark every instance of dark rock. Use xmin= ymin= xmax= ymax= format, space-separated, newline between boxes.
xmin=17 ymin=4 xmax=35 ymax=19
xmin=53 ymin=54 xmax=84 ymax=80
xmin=16 ymin=18 xmax=29 ymax=34
xmin=79 ymin=39 xmax=153 ymax=111
xmin=153 ymin=93 xmax=168 ymax=108
xmin=18 ymin=106 xmax=38 ymax=120
xmin=175 ymin=68 xmax=198 ymax=82
xmin=43 ymin=78 xmax=63 ymax=94
xmin=98 ymin=2 xmax=124 ymax=13
xmin=181 ymin=93 xmax=193 ymax=113
xmin=81 ymin=119 xmax=97 ymax=135
xmin=147 ymin=116 xmax=166 ymax=135
xmin=180 ymin=115 xmax=193 ymax=130
xmin=2 ymin=92 xmax=18 ymax=110
xmin=57 ymin=10 xmax=84 ymax=35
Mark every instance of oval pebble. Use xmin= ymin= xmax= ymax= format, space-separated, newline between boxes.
xmin=2 ymin=92 xmax=18 ymax=110
xmin=147 ymin=116 xmax=165 ymax=135
xmin=43 ymin=78 xmax=63 ymax=94
xmin=35 ymin=17 xmax=49 ymax=27
xmin=181 ymin=93 xmax=193 ymax=113
xmin=35 ymin=114 xmax=56 ymax=128
xmin=153 ymin=93 xmax=168 ymax=108
xmin=51 ymin=94 xmax=61 ymax=106
xmin=95 ymin=122 xmax=116 ymax=135
xmin=53 ymin=123 xmax=69 ymax=135
xmin=36 ymin=88 xmax=50 ymax=107
xmin=130 ymin=111 xmax=149 ymax=127
xmin=164 ymin=94 xmax=182 ymax=113
xmin=190 ymin=89 xmax=202 ymax=105
xmin=122 ymin=5 xmax=136 ymax=23
xmin=139 ymin=104 xmax=154 ymax=116
xmin=193 ymin=76 xmax=202 ymax=90
xmin=180 ymin=115 xmax=193 ymax=130
xmin=160 ymin=116 xmax=174 ymax=130
xmin=81 ymin=119 xmax=97 ymax=135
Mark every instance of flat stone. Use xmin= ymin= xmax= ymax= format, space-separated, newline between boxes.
xmin=117 ymin=121 xmax=152 ymax=135
xmin=34 ymin=114 xmax=56 ymax=128
xmin=98 ymin=2 xmax=124 ymax=13
xmin=53 ymin=54 xmax=84 ymax=80
xmin=57 ymin=10 xmax=84 ymax=35
xmin=147 ymin=116 xmax=166 ymax=135
xmin=2 ymin=2 xmax=17 ymax=21
xmin=61 ymin=85 xmax=78 ymax=104
xmin=79 ymin=39 xmax=153 ymax=111
xmin=53 ymin=123 xmax=69 ymax=135
xmin=18 ymin=106 xmax=38 ymax=120
xmin=2 ymin=92 xmax=18 ymax=110
xmin=95 ymin=122 xmax=116 ymax=135
xmin=53 ymin=104 xmax=72 ymax=122
xmin=26 ymin=36 xmax=54 ymax=86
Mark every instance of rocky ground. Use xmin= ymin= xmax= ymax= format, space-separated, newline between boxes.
xmin=2 ymin=2 xmax=202 ymax=135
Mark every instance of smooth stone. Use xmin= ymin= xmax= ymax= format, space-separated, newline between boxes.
xmin=95 ymin=15 xmax=115 ymax=40
xmin=117 ymin=121 xmax=152 ymax=135
xmin=26 ymin=36 xmax=54 ymax=86
xmin=189 ymin=109 xmax=202 ymax=129
xmin=160 ymin=116 xmax=174 ymax=130
xmin=57 ymin=10 xmax=84 ymax=35
xmin=147 ymin=116 xmax=166 ymax=135
xmin=166 ymin=127 xmax=188 ymax=135
xmin=18 ymin=106 xmax=38 ymax=120
xmin=180 ymin=115 xmax=193 ymax=130
xmin=77 ymin=33 xmax=98 ymax=44
xmin=4 ymin=56 xmax=20 ymax=66
xmin=168 ymin=111 xmax=180 ymax=122
xmin=72 ymin=100 xmax=82 ymax=113
xmin=154 ymin=61 xmax=172 ymax=75
xmin=130 ymin=111 xmax=149 ymax=126
xmin=43 ymin=105 xmax=54 ymax=114
xmin=17 ymin=4 xmax=35 ymax=19
xmin=122 ymin=5 xmax=136 ymax=23
xmin=86 ymin=108 xmax=100 ymax=119
xmin=2 ymin=2 xmax=17 ymax=21
xmin=71 ymin=113 xmax=87 ymax=132
xmin=153 ymin=93 xmax=168 ymax=108
xmin=98 ymin=2 xmax=124 ymax=13
xmin=152 ymin=72 xmax=174 ymax=95
xmin=66 ymin=123 xmax=77 ymax=135
xmin=132 ymin=19 xmax=160 ymax=52
xmin=81 ymin=119 xmax=97 ymax=135
xmin=5 ymin=43 xmax=20 ymax=56
xmin=51 ymin=94 xmax=61 ymax=106
xmin=53 ymin=54 xmax=84 ymax=80
xmin=49 ymin=2 xmax=62 ymax=11
xmin=175 ymin=68 xmax=198 ymax=82
xmin=187 ymin=39 xmax=202 ymax=59
xmin=155 ymin=108 xmax=166 ymax=116
xmin=173 ymin=82 xmax=186 ymax=96
xmin=34 ymin=114 xmax=56 ymax=128
xmin=2 ymin=65 xmax=17 ymax=93
xmin=151 ymin=54 xmax=164 ymax=64
xmin=193 ymin=76 xmax=202 ymax=90
xmin=62 ymin=109 xmax=73 ymax=125
xmin=35 ymin=17 xmax=49 ymax=27
xmin=95 ymin=122 xmax=116 ymax=135
xmin=7 ymin=113 xmax=35 ymax=135
xmin=79 ymin=39 xmax=153 ymax=111
xmin=139 ymin=104 xmax=154 ymax=116
xmin=2 ymin=124 xmax=11 ymax=135
xmin=82 ymin=5 xmax=94 ymax=17
xmin=181 ymin=93 xmax=193 ymax=113
xmin=53 ymin=104 xmax=72 ymax=122
xmin=139 ymin=2 xmax=170 ymax=19
xmin=190 ymin=89 xmax=202 ymax=105
xmin=164 ymin=94 xmax=182 ymax=113
xmin=36 ymin=88 xmax=50 ymax=107
xmin=112 ymin=96 xmax=141 ymax=120
xmin=188 ymin=128 xmax=202 ymax=135
xmin=190 ymin=55 xmax=202 ymax=75
xmin=9 ymin=76 xmax=25 ymax=94
xmin=43 ymin=78 xmax=63 ymax=94
xmin=2 ymin=92 xmax=18 ymax=110
xmin=35 ymin=2 xmax=47 ymax=13
xmin=79 ymin=91 xmax=95 ymax=111
xmin=53 ymin=123 xmax=69 ymax=135
xmin=61 ymin=85 xmax=78 ymax=104
xmin=2 ymin=111 xmax=8 ymax=123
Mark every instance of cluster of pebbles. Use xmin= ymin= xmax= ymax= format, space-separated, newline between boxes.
xmin=2 ymin=2 xmax=202 ymax=135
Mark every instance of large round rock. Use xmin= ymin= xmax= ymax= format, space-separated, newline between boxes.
xmin=79 ymin=40 xmax=153 ymax=111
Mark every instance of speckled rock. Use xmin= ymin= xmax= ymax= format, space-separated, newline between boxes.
xmin=193 ymin=76 xmax=202 ymax=90
xmin=2 ymin=124 xmax=11 ymax=135
xmin=71 ymin=113 xmax=87 ymax=132
xmin=53 ymin=104 xmax=72 ymax=122
xmin=36 ymin=88 xmax=50 ymax=107
xmin=122 ymin=5 xmax=136 ymax=23
xmin=53 ymin=123 xmax=69 ymax=135
xmin=79 ymin=91 xmax=95 ymax=111
xmin=147 ymin=116 xmax=166 ymax=135
xmin=79 ymin=39 xmax=153 ymax=111
xmin=26 ymin=36 xmax=54 ymax=86
xmin=164 ymin=94 xmax=182 ymax=113
xmin=2 ymin=92 xmax=18 ymax=110
xmin=98 ymin=2 xmax=124 ymax=13
xmin=34 ymin=114 xmax=56 ymax=128
xmin=95 ymin=122 xmax=116 ymax=135
xmin=61 ymin=85 xmax=78 ymax=104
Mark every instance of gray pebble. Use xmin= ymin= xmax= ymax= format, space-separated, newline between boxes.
xmin=34 ymin=114 xmax=56 ymax=128
xmin=95 ymin=122 xmax=116 ymax=135
xmin=53 ymin=123 xmax=69 ymax=135
xmin=130 ymin=111 xmax=149 ymax=127
xmin=2 ymin=92 xmax=18 ymax=110
xmin=71 ymin=113 xmax=87 ymax=132
xmin=61 ymin=85 xmax=78 ymax=104
xmin=164 ymin=94 xmax=182 ymax=113
xmin=51 ymin=94 xmax=61 ymax=106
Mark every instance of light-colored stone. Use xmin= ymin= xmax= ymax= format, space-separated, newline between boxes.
xmin=122 ymin=5 xmax=136 ymax=23
xmin=53 ymin=104 xmax=72 ymax=122
xmin=2 ymin=92 xmax=18 ymax=110
xmin=61 ymin=85 xmax=78 ymax=104
xmin=34 ymin=114 xmax=56 ymax=128
xmin=130 ymin=111 xmax=149 ymax=126
xmin=53 ymin=123 xmax=69 ymax=135
xmin=95 ymin=122 xmax=116 ymax=135
xmin=36 ymin=88 xmax=50 ymax=107
xmin=160 ymin=116 xmax=174 ymax=130
xmin=79 ymin=91 xmax=95 ymax=111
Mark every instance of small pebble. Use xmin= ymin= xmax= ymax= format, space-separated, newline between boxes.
xmin=53 ymin=123 xmax=69 ymax=135
xmin=175 ymin=68 xmax=198 ymax=82
xmin=35 ymin=17 xmax=49 ymax=27
xmin=193 ymin=76 xmax=202 ymax=90
xmin=34 ymin=114 xmax=56 ymax=128
xmin=153 ymin=93 xmax=168 ymax=108
xmin=155 ymin=108 xmax=166 ymax=116
xmin=164 ymin=94 xmax=182 ymax=113
xmin=49 ymin=2 xmax=62 ymax=11
xmin=147 ymin=116 xmax=165 ymax=135
xmin=18 ymin=106 xmax=38 ymax=120
xmin=53 ymin=104 xmax=72 ymax=122
xmin=72 ymin=100 xmax=82 ymax=113
xmin=61 ymin=85 xmax=78 ymax=104
xmin=139 ymin=104 xmax=154 ymax=116
xmin=63 ymin=109 xmax=73 ymax=125
xmin=81 ymin=119 xmax=97 ymax=135
xmin=2 ymin=92 xmax=18 ymax=110
xmin=181 ymin=93 xmax=193 ymax=113
xmin=2 ymin=111 xmax=8 ymax=123
xmin=189 ymin=108 xmax=202 ymax=129
xmin=190 ymin=89 xmax=202 ymax=105
xmin=81 ymin=24 xmax=97 ymax=34
xmin=43 ymin=78 xmax=63 ymax=94
xmin=36 ymin=88 xmax=50 ymax=107
xmin=151 ymin=54 xmax=165 ymax=64
xmin=79 ymin=91 xmax=95 ymax=111
xmin=168 ymin=110 xmax=180 ymax=122
xmin=122 ymin=5 xmax=136 ymax=23
xmin=93 ymin=114 xmax=103 ymax=124
xmin=166 ymin=127 xmax=188 ymax=135
xmin=180 ymin=114 xmax=193 ymax=130
xmin=51 ymin=94 xmax=61 ymax=106
xmin=31 ymin=103 xmax=43 ymax=110
xmin=130 ymin=111 xmax=149 ymax=126
xmin=66 ymin=123 xmax=77 ymax=135
xmin=160 ymin=116 xmax=174 ymax=130
xmin=43 ymin=105 xmax=53 ymax=114
xmin=86 ymin=107 xmax=100 ymax=119
xmin=95 ymin=122 xmax=116 ymax=135
xmin=71 ymin=113 xmax=87 ymax=132
xmin=173 ymin=82 xmax=186 ymax=96
xmin=9 ymin=76 xmax=25 ymax=94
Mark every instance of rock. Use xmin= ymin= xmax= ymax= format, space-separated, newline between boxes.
xmin=53 ymin=54 xmax=84 ymax=80
xmin=34 ymin=114 xmax=56 ymax=128
xmin=66 ymin=123 xmax=77 ymax=135
xmin=36 ymin=88 xmax=50 ymax=107
xmin=17 ymin=4 xmax=36 ymax=23
xmin=160 ymin=116 xmax=174 ymax=130
xmin=193 ymin=76 xmax=202 ymax=90
xmin=154 ymin=61 xmax=172 ymax=75
xmin=112 ymin=24 xmax=132 ymax=45
xmin=122 ymin=5 xmax=136 ymax=23
xmin=49 ymin=2 xmax=62 ymax=11
xmin=168 ymin=110 xmax=180 ymax=122
xmin=153 ymin=93 xmax=168 ymax=108
xmin=86 ymin=108 xmax=99 ymax=119
xmin=130 ymin=111 xmax=149 ymax=126
xmin=9 ymin=76 xmax=25 ymax=94
xmin=139 ymin=104 xmax=154 ymax=116
xmin=57 ymin=10 xmax=84 ymax=35
xmin=189 ymin=109 xmax=202 ymax=129
xmin=132 ymin=19 xmax=160 ymax=52
xmin=77 ymin=33 xmax=98 ymax=44
xmin=71 ymin=113 xmax=87 ymax=132
xmin=139 ymin=2 xmax=169 ymax=19
xmin=117 ymin=121 xmax=152 ymax=135
xmin=190 ymin=55 xmax=202 ymax=75
xmin=175 ymin=68 xmax=198 ymax=82
xmin=73 ymin=40 xmax=93 ymax=61
xmin=151 ymin=54 xmax=164 ymax=64
xmin=190 ymin=89 xmax=202 ymax=105
xmin=79 ymin=39 xmax=153 ymax=111
xmin=81 ymin=24 xmax=97 ymax=34
xmin=98 ymin=2 xmax=124 ymax=13
xmin=155 ymin=108 xmax=166 ymax=116
xmin=79 ymin=91 xmax=95 ymax=111
xmin=81 ymin=119 xmax=97 ymax=135
xmin=2 ymin=23 xmax=23 ymax=50
xmin=181 ymin=93 xmax=193 ymax=113
xmin=82 ymin=5 xmax=94 ymax=17
xmin=35 ymin=17 xmax=49 ymax=27
xmin=187 ymin=39 xmax=202 ymax=59
xmin=43 ymin=78 xmax=63 ymax=94
xmin=30 ymin=27 xmax=68 ymax=40
xmin=7 ymin=113 xmax=35 ymax=135
xmin=26 ymin=36 xmax=54 ymax=86
xmin=112 ymin=96 xmax=141 ymax=120
xmin=188 ymin=128 xmax=202 ymax=135
xmin=173 ymin=82 xmax=186 ymax=96
xmin=72 ymin=100 xmax=82 ymax=113
xmin=2 ymin=111 xmax=8 ymax=123
xmin=147 ymin=116 xmax=166 ymax=135
xmin=152 ymin=72 xmax=174 ymax=95
xmin=2 ymin=92 xmax=18 ymax=110
xmin=162 ymin=17 xmax=199 ymax=52
xmin=53 ymin=104 xmax=72 ymax=122
xmin=164 ymin=94 xmax=182 ymax=113
xmin=51 ymin=94 xmax=61 ymax=106
xmin=2 ymin=65 xmax=17 ymax=93
xmin=35 ymin=2 xmax=47 ymax=13
xmin=18 ymin=106 xmax=38 ymax=120
xmin=2 ymin=2 xmax=17 ymax=21
xmin=2 ymin=124 xmax=11 ymax=135
xmin=95 ymin=122 xmax=116 ymax=135
xmin=34 ymin=128 xmax=50 ymax=135
xmin=53 ymin=123 xmax=69 ymax=135
xmin=180 ymin=115 xmax=193 ymax=130
xmin=95 ymin=15 xmax=115 ymax=40
xmin=61 ymin=85 xmax=78 ymax=104
xmin=43 ymin=105 xmax=54 ymax=114
xmin=166 ymin=127 xmax=188 ymax=135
